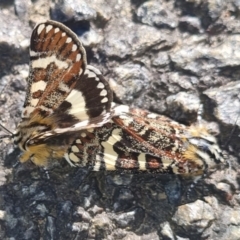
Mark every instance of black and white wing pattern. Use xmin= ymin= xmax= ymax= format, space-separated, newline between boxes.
xmin=14 ymin=20 xmax=113 ymax=166
xmin=65 ymin=105 xmax=224 ymax=176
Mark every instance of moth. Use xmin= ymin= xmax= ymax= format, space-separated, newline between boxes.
xmin=2 ymin=20 xmax=224 ymax=176
xmin=65 ymin=104 xmax=225 ymax=176
xmin=12 ymin=20 xmax=113 ymax=166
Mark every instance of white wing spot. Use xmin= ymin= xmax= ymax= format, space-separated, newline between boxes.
xmin=71 ymin=145 xmax=79 ymax=153
xmin=62 ymin=32 xmax=66 ymax=37
xmin=30 ymin=98 xmax=39 ymax=107
xmin=54 ymin=27 xmax=60 ymax=33
xmin=76 ymin=53 xmax=81 ymax=62
xmin=147 ymin=113 xmax=157 ymax=119
xmin=87 ymin=65 xmax=101 ymax=75
xmin=66 ymin=37 xmax=72 ymax=43
xmin=72 ymin=44 xmax=77 ymax=51
xmin=93 ymin=154 xmax=101 ymax=171
xmin=112 ymin=105 xmax=130 ymax=116
xmin=81 ymin=132 xmax=87 ymax=137
xmin=66 ymin=89 xmax=89 ymax=120
xmin=31 ymin=80 xmax=47 ymax=92
xmin=59 ymin=82 xmax=70 ymax=92
xmin=64 ymin=153 xmax=76 ymax=167
xmin=119 ymin=115 xmax=133 ymax=126
xmin=32 ymin=55 xmax=68 ymax=69
xmin=37 ymin=24 xmax=45 ymax=35
xmin=46 ymin=25 xmax=53 ymax=33
xmin=30 ymin=50 xmax=38 ymax=57
xmin=69 ymin=153 xmax=80 ymax=163
xmin=101 ymin=97 xmax=108 ymax=103
xmin=100 ymin=89 xmax=107 ymax=96
xmin=138 ymin=153 xmax=147 ymax=170
xmin=79 ymin=68 xmax=83 ymax=76
xmin=76 ymin=139 xmax=82 ymax=144
xmin=87 ymin=128 xmax=94 ymax=132
xmin=97 ymin=82 xmax=104 ymax=89
xmin=101 ymin=128 xmax=123 ymax=170
xmin=85 ymin=69 xmax=96 ymax=78
xmin=22 ymin=106 xmax=35 ymax=118
xmin=39 ymin=106 xmax=53 ymax=113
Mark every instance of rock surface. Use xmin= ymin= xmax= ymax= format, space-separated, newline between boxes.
xmin=0 ymin=0 xmax=239 ymax=239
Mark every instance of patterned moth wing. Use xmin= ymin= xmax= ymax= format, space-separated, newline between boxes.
xmin=14 ymin=20 xmax=113 ymax=166
xmin=65 ymin=104 xmax=224 ymax=176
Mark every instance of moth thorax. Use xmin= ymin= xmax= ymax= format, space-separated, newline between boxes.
xmin=13 ymin=120 xmax=51 ymax=152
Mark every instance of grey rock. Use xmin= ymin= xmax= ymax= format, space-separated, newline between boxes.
xmin=88 ymin=205 xmax=103 ymax=215
xmin=222 ymin=207 xmax=240 ymax=225
xmin=112 ymin=188 xmax=134 ymax=212
xmin=179 ymin=16 xmax=202 ymax=34
xmin=160 ymin=222 xmax=174 ymax=240
xmin=121 ymin=231 xmax=160 ymax=240
xmin=166 ymin=92 xmax=200 ymax=113
xmin=170 ymin=34 xmax=240 ymax=78
xmin=74 ymin=206 xmax=91 ymax=221
xmin=14 ymin=0 xmax=31 ymax=20
xmin=207 ymin=0 xmax=224 ymax=21
xmin=46 ymin=216 xmax=56 ymax=239
xmin=51 ymin=0 xmax=97 ymax=22
xmin=35 ymin=203 xmax=49 ymax=217
xmin=101 ymin=20 xmax=170 ymax=58
xmin=72 ymin=221 xmax=89 ymax=232
xmin=107 ymin=174 xmax=133 ymax=186
xmin=152 ymin=52 xmax=170 ymax=67
xmin=111 ymin=208 xmax=143 ymax=228
xmin=92 ymin=212 xmax=112 ymax=229
xmin=80 ymin=27 xmax=103 ymax=47
xmin=29 ymin=0 xmax=51 ymax=24
xmin=79 ymin=0 xmax=114 ymax=24
xmin=204 ymin=81 xmax=240 ymax=127
xmin=136 ymin=0 xmax=178 ymax=29
xmin=110 ymin=63 xmax=151 ymax=104
xmin=221 ymin=225 xmax=240 ymax=240
xmin=172 ymin=200 xmax=215 ymax=233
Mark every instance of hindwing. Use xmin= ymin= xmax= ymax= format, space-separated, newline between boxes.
xmin=66 ymin=105 xmax=224 ymax=176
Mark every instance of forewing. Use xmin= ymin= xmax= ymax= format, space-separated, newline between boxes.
xmin=23 ymin=20 xmax=87 ymax=119
xmin=22 ymin=20 xmax=113 ymax=132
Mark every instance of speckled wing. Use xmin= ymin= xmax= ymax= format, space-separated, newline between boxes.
xmin=22 ymin=20 xmax=112 ymax=131
xmin=65 ymin=105 xmax=224 ymax=176
xmin=14 ymin=20 xmax=113 ymax=166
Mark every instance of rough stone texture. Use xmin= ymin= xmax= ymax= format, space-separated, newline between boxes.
xmin=0 ymin=0 xmax=239 ymax=239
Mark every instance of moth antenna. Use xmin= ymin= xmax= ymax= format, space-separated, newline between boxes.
xmin=0 ymin=123 xmax=14 ymax=139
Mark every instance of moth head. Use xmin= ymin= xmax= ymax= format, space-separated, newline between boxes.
xmin=13 ymin=114 xmax=54 ymax=149
xmin=14 ymin=123 xmax=50 ymax=150
xmin=13 ymin=117 xmax=79 ymax=166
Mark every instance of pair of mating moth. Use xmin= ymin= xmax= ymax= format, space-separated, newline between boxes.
xmin=3 ymin=20 xmax=224 ymax=176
